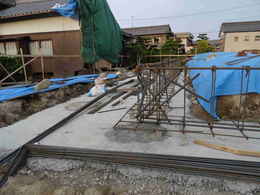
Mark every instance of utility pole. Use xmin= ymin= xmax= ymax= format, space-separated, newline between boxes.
xmin=131 ymin=16 xmax=134 ymax=27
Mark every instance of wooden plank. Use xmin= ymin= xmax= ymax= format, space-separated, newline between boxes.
xmin=194 ymin=140 xmax=260 ymax=158
xmin=41 ymin=55 xmax=45 ymax=79
xmin=111 ymin=91 xmax=136 ymax=107
xmin=117 ymin=87 xmax=138 ymax=92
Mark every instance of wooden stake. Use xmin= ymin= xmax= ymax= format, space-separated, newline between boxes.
xmin=20 ymin=48 xmax=28 ymax=83
xmin=194 ymin=140 xmax=260 ymax=158
xmin=40 ymin=54 xmax=45 ymax=79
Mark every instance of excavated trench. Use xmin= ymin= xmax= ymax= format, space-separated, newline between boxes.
xmin=0 ymin=83 xmax=91 ymax=128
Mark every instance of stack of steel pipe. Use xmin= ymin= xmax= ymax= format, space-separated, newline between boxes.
xmin=27 ymin=144 xmax=260 ymax=183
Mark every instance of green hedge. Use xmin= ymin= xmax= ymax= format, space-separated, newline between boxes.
xmin=0 ymin=56 xmax=23 ymax=81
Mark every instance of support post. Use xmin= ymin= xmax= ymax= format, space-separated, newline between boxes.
xmin=20 ymin=48 xmax=28 ymax=83
xmin=40 ymin=54 xmax=45 ymax=79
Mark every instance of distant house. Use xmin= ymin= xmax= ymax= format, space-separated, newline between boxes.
xmin=219 ymin=21 xmax=260 ymax=52
xmin=208 ymin=40 xmax=221 ymax=51
xmin=174 ymin=32 xmax=194 ymax=53
xmin=0 ymin=0 xmax=131 ymax=78
xmin=0 ymin=0 xmax=85 ymax=78
xmin=123 ymin=25 xmax=174 ymax=49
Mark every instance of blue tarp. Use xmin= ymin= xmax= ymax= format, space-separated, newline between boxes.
xmin=186 ymin=52 xmax=260 ymax=118
xmin=0 ymin=74 xmax=118 ymax=102
xmin=52 ymin=0 xmax=78 ymax=19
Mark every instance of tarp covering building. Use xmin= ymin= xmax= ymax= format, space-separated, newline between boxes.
xmin=186 ymin=52 xmax=260 ymax=118
xmin=52 ymin=0 xmax=123 ymax=64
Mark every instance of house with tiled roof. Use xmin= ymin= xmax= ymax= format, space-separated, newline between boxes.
xmin=174 ymin=32 xmax=194 ymax=53
xmin=219 ymin=21 xmax=260 ymax=52
xmin=0 ymin=0 xmax=85 ymax=77
xmin=123 ymin=25 xmax=174 ymax=48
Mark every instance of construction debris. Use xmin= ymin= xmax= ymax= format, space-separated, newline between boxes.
xmin=87 ymin=73 xmax=108 ymax=97
xmin=34 ymin=79 xmax=52 ymax=91
xmin=194 ymin=140 xmax=260 ymax=158
xmin=0 ymin=84 xmax=91 ymax=127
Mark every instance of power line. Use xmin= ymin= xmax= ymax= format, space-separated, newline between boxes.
xmin=118 ymin=2 xmax=260 ymax=21
xmin=119 ymin=14 xmax=260 ymax=35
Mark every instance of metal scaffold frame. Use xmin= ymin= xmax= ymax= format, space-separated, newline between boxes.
xmin=114 ymin=59 xmax=260 ymax=140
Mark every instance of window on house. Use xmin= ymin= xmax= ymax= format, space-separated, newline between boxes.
xmin=244 ymin=36 xmax=249 ymax=41
xmin=234 ymin=37 xmax=239 ymax=42
xmin=0 ymin=42 xmax=5 ymax=55
xmin=0 ymin=41 xmax=18 ymax=55
xmin=154 ymin=37 xmax=160 ymax=44
xmin=29 ymin=40 xmax=53 ymax=56
xmin=255 ymin=35 xmax=260 ymax=41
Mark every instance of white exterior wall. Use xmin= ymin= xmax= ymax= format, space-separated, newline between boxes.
xmin=224 ymin=32 xmax=260 ymax=52
xmin=0 ymin=16 xmax=80 ymax=36
xmin=179 ymin=38 xmax=193 ymax=53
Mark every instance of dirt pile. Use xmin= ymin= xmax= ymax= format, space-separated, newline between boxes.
xmin=0 ymin=84 xmax=91 ymax=128
xmin=217 ymin=93 xmax=260 ymax=121
xmin=190 ymin=93 xmax=260 ymax=121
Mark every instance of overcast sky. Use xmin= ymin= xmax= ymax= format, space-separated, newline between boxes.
xmin=107 ymin=0 xmax=260 ymax=40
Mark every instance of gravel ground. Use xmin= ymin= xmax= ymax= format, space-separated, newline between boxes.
xmin=22 ymin=157 xmax=260 ymax=195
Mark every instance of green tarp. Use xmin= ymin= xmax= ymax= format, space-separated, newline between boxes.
xmin=78 ymin=0 xmax=123 ymax=64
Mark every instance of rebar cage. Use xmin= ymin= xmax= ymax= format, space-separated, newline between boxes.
xmin=114 ymin=59 xmax=260 ymax=140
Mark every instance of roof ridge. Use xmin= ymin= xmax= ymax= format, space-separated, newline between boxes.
xmin=16 ymin=0 xmax=52 ymax=4
xmin=123 ymin=24 xmax=170 ymax=30
xmin=175 ymin=32 xmax=192 ymax=34
xmin=16 ymin=0 xmax=65 ymax=5
xmin=0 ymin=0 xmax=68 ymax=19
xmin=222 ymin=20 xmax=260 ymax=25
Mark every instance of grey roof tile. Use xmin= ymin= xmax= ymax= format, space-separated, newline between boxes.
xmin=221 ymin=21 xmax=260 ymax=33
xmin=123 ymin=25 xmax=172 ymax=36
xmin=0 ymin=0 xmax=16 ymax=9
xmin=0 ymin=0 xmax=67 ymax=18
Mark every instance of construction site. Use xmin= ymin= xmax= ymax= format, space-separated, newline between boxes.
xmin=0 ymin=0 xmax=260 ymax=195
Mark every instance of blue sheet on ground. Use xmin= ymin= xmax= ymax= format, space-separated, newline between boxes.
xmin=0 ymin=74 xmax=118 ymax=102
xmin=52 ymin=0 xmax=78 ymax=19
xmin=186 ymin=52 xmax=260 ymax=118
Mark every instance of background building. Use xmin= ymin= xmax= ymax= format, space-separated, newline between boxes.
xmin=123 ymin=25 xmax=174 ymax=49
xmin=0 ymin=0 xmax=133 ymax=77
xmin=0 ymin=0 xmax=83 ymax=77
xmin=219 ymin=21 xmax=260 ymax=52
xmin=174 ymin=32 xmax=194 ymax=53
xmin=208 ymin=40 xmax=221 ymax=51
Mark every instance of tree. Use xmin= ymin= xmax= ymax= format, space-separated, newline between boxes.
xmin=161 ymin=39 xmax=183 ymax=55
xmin=195 ymin=40 xmax=215 ymax=53
xmin=126 ymin=37 xmax=147 ymax=66
xmin=197 ymin=33 xmax=209 ymax=41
